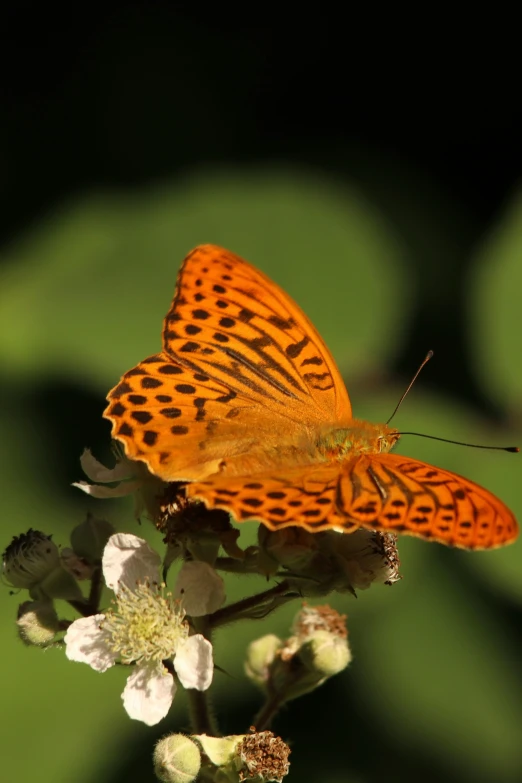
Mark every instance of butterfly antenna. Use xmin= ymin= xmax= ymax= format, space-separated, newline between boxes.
xmin=397 ymin=432 xmax=519 ymax=453
xmin=386 ymin=350 xmax=434 ymax=425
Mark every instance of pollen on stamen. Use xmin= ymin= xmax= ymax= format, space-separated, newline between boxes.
xmin=101 ymin=581 xmax=188 ymax=665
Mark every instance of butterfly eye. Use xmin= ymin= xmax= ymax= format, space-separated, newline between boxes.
xmin=377 ymin=435 xmax=395 ymax=453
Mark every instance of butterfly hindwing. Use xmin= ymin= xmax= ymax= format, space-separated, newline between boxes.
xmin=187 ymin=463 xmax=358 ymax=533
xmin=189 ymin=453 xmax=518 ymax=549
xmin=336 ymin=453 xmax=518 ymax=549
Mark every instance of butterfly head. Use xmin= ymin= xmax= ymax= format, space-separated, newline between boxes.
xmin=376 ymin=424 xmax=401 ymax=454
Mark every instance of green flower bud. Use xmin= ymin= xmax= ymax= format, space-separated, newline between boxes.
xmin=3 ymin=530 xmax=60 ymax=589
xmin=298 ymin=629 xmax=351 ymax=677
xmin=245 ymin=634 xmax=282 ymax=689
xmin=260 ymin=604 xmax=351 ymax=702
xmin=3 ymin=529 xmax=85 ymax=602
xmin=153 ymin=734 xmax=201 ymax=783
xmin=16 ymin=600 xmax=60 ymax=646
xmin=70 ymin=512 xmax=115 ymax=563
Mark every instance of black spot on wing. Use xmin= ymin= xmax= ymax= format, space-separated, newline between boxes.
xmin=159 ymin=364 xmax=183 ymax=375
xmin=141 ymin=377 xmax=163 ymax=389
xmin=128 ymin=394 xmax=147 ymax=405
xmin=131 ymin=411 xmax=153 ymax=424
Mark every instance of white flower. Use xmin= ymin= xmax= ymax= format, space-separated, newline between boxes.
xmin=174 ymin=561 xmax=226 ymax=616
xmin=64 ymin=533 xmax=214 ymax=726
xmin=72 ymin=448 xmax=165 ymax=520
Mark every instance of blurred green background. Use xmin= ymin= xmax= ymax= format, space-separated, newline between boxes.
xmin=1 ymin=9 xmax=521 ymax=783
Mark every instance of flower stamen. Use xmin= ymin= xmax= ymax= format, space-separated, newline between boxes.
xmin=102 ymin=581 xmax=188 ymax=665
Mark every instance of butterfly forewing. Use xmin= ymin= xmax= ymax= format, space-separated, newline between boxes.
xmin=105 ymin=352 xmax=296 ymax=481
xmin=161 ymin=245 xmax=352 ymax=424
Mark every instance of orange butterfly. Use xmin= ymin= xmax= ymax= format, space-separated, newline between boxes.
xmin=104 ymin=245 xmax=518 ymax=550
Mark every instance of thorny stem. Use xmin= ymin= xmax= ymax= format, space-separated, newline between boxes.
xmin=252 ymin=689 xmax=287 ymax=732
xmin=88 ymin=565 xmax=103 ymax=610
xmin=186 ymin=688 xmax=220 ymax=737
xmin=209 ymin=581 xmax=299 ymax=629
xmin=214 ymin=556 xmax=261 ymax=575
xmin=66 ymin=564 xmax=104 ymax=617
xmin=186 ymin=615 xmax=220 ymax=737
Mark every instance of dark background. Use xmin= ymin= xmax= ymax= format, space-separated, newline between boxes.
xmin=3 ymin=7 xmax=521 ymax=413
xmin=2 ymin=6 xmax=521 ymax=783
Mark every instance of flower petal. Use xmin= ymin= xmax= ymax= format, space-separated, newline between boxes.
xmin=72 ymin=479 xmax=144 ymax=498
xmin=174 ymin=561 xmax=226 ymax=616
xmin=175 ymin=634 xmax=213 ymax=691
xmin=102 ymin=533 xmax=161 ymax=593
xmin=122 ymin=662 xmax=176 ymax=725
xmin=79 ymin=448 xmax=136 ymax=483
xmin=64 ymin=615 xmax=117 ymax=672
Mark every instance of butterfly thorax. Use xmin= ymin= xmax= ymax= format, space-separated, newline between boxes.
xmin=315 ymin=419 xmax=400 ymax=461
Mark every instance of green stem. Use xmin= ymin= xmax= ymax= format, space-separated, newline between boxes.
xmin=67 ymin=565 xmax=104 ymax=617
xmin=252 ymin=689 xmax=286 ymax=731
xmin=186 ymin=688 xmax=220 ymax=737
xmin=209 ymin=581 xmax=299 ymax=630
xmin=88 ymin=565 xmax=103 ymax=610
xmin=214 ymin=556 xmax=261 ymax=575
xmin=185 ymin=616 xmax=220 ymax=736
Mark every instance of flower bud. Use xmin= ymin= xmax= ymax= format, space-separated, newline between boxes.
xmin=3 ymin=530 xmax=60 ymax=589
xmin=69 ymin=512 xmax=115 ymax=563
xmin=258 ymin=604 xmax=351 ymax=702
xmin=153 ymin=734 xmax=201 ymax=783
xmin=16 ymin=600 xmax=60 ymax=646
xmin=3 ymin=529 xmax=85 ymax=602
xmin=298 ymin=629 xmax=351 ymax=677
xmin=174 ymin=561 xmax=225 ymax=616
xmin=244 ymin=634 xmax=282 ymax=689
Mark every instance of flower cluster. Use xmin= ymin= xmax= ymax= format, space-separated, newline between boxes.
xmin=2 ymin=450 xmax=403 ymax=782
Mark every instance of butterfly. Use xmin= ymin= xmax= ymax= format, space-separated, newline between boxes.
xmin=104 ymin=244 xmax=518 ymax=550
